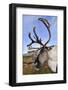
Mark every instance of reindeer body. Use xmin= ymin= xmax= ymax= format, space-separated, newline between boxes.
xmin=48 ymin=46 xmax=57 ymax=72
xmin=27 ymin=18 xmax=57 ymax=73
xmin=32 ymin=46 xmax=57 ymax=72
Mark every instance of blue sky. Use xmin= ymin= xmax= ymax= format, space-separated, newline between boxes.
xmin=22 ymin=15 xmax=57 ymax=54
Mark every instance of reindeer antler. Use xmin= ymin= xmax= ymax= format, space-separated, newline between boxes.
xmin=38 ymin=18 xmax=51 ymax=46
xmin=27 ymin=18 xmax=51 ymax=48
xmin=27 ymin=27 xmax=43 ymax=47
xmin=27 ymin=32 xmax=34 ymax=46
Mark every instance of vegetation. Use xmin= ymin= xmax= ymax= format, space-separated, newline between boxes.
xmin=23 ymin=56 xmax=54 ymax=75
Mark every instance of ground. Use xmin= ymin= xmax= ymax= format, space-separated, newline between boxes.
xmin=23 ymin=56 xmax=55 ymax=75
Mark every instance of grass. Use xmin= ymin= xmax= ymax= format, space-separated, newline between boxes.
xmin=23 ymin=56 xmax=54 ymax=75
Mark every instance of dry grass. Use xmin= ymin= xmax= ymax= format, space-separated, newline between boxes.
xmin=23 ymin=56 xmax=54 ymax=75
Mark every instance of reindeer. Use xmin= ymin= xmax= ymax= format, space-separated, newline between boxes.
xmin=27 ymin=18 xmax=57 ymax=72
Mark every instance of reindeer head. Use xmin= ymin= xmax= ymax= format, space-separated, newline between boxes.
xmin=27 ymin=18 xmax=54 ymax=70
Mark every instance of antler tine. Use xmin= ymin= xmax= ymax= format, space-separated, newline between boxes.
xmin=27 ymin=27 xmax=43 ymax=47
xmin=33 ymin=27 xmax=43 ymax=46
xmin=28 ymin=32 xmax=34 ymax=42
xmin=38 ymin=18 xmax=50 ymax=29
xmin=27 ymin=32 xmax=35 ymax=47
xmin=44 ymin=28 xmax=51 ymax=46
xmin=38 ymin=18 xmax=51 ymax=46
xmin=33 ymin=27 xmax=38 ymax=40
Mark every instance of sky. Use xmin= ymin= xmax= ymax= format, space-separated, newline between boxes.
xmin=22 ymin=15 xmax=57 ymax=54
